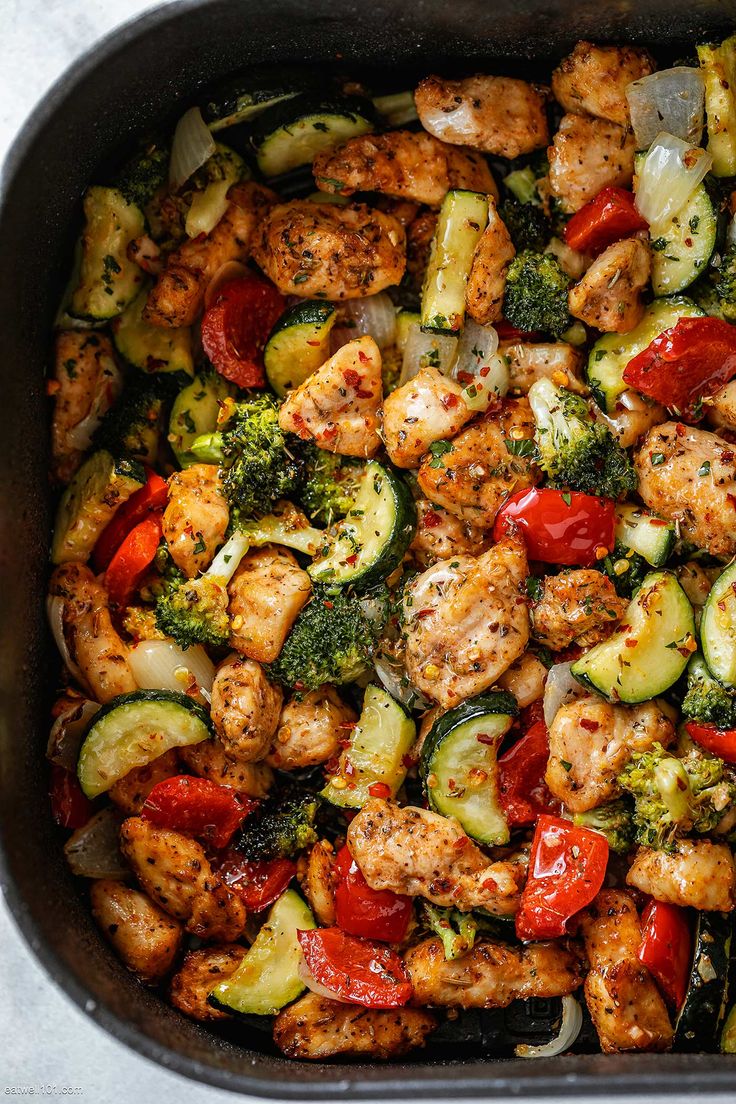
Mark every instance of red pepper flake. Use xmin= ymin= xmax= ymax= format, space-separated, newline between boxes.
xmin=476 ymin=732 xmax=496 ymax=745
xmin=402 ymin=752 xmax=418 ymax=769
xmin=368 ymin=782 xmax=392 ymax=799
xmin=624 ymin=638 xmax=638 ymax=648
xmin=482 ymin=877 xmax=498 ymax=891
xmin=416 ymin=607 xmax=435 ymax=619
xmin=676 ymin=423 xmax=686 ymax=437
xmin=343 ymin=368 xmax=361 ymax=386
xmin=337 ymin=736 xmax=352 ymax=749
xmin=722 ymin=450 xmax=735 ymax=462
xmin=325 ymin=757 xmax=340 ymax=774
xmin=479 ymin=366 xmax=490 ymax=377
xmin=323 ymin=600 xmax=334 ymax=609
xmin=358 ymin=350 xmax=370 ymax=365
xmin=321 ymin=424 xmax=338 ymax=440
xmin=345 ymin=553 xmax=359 ymax=566
xmin=457 ymin=370 xmax=474 ymax=385
xmin=453 ymin=835 xmax=469 ymax=850
xmin=423 ymin=510 xmax=442 ymax=528
xmin=441 ymin=393 xmax=459 ymax=409
xmin=294 ymin=680 xmax=305 ymax=691
xmin=339 ymin=721 xmax=357 ymax=731
xmin=580 ymin=718 xmax=600 ymax=732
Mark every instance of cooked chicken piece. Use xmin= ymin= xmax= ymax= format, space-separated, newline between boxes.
xmin=267 ymin=685 xmax=357 ymax=770
xmin=532 ymin=569 xmax=627 ymax=651
xmin=144 ymin=182 xmax=274 ymax=327
xmin=548 ymin=114 xmax=636 ymax=213
xmin=552 ymin=41 xmax=654 ymax=126
xmin=279 ymin=335 xmax=382 ymax=457
xmin=546 ymin=236 xmax=594 ymax=280
xmin=502 ymin=341 xmax=586 ymax=395
xmin=313 ymin=130 xmax=497 ymax=207
xmin=300 ymin=840 xmax=337 ymax=926
xmin=179 ymin=739 xmax=274 ymax=797
xmin=210 ymin=654 xmax=283 ymax=762
xmin=49 ymin=563 xmax=137 ymax=702
xmin=169 ymin=945 xmax=244 ymax=1021
xmin=415 ymin=74 xmax=549 ymax=159
xmin=347 ymin=799 xmax=525 ymax=914
xmin=406 ymin=211 xmax=438 ymax=292
xmin=580 ymin=890 xmax=673 ymax=1053
xmin=120 ymin=818 xmax=246 ymax=940
xmin=546 ymin=696 xmax=675 ymax=813
xmin=252 ymin=201 xmax=405 ymax=300
xmin=402 ymin=537 xmax=530 ymax=708
xmin=90 ymin=879 xmax=183 ymax=984
xmin=634 ymin=422 xmax=736 ymax=558
xmin=410 ymin=499 xmax=489 ymax=568
xmin=382 ymin=366 xmax=473 ymax=468
xmin=569 ymin=238 xmax=651 ymax=333
xmin=227 ymin=546 xmax=311 ymax=663
xmin=108 ymin=750 xmax=181 ymax=815
xmin=416 ymin=398 xmax=538 ymax=528
xmin=676 ymin=561 xmax=714 ymax=608
xmin=162 ymin=464 xmax=229 ymax=578
xmin=598 ymin=389 xmax=666 ymax=449
xmin=273 ymin=993 xmax=437 ymax=1060
xmin=627 ymin=840 xmax=736 ymax=911
xmin=496 ymin=652 xmax=547 ymax=709
xmin=374 ymin=197 xmax=421 ymax=226
xmin=50 ymin=331 xmax=122 ymax=484
xmin=707 ymin=378 xmax=736 ymax=430
xmin=405 ymin=936 xmax=582 ymax=1009
xmin=466 ymin=201 xmax=516 ymax=325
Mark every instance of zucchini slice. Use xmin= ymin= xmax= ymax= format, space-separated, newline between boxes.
xmin=321 ymin=684 xmax=416 ymax=809
xmin=168 ymin=371 xmax=235 ymax=468
xmin=209 ymin=889 xmax=315 ymax=1015
xmin=675 ymin=910 xmax=733 ymax=1052
xmin=250 ymin=95 xmax=375 ymax=177
xmin=571 ymin=570 xmax=695 ymax=703
xmin=264 ymin=300 xmax=337 ymax=397
xmin=201 ymin=68 xmax=322 ymax=130
xmin=701 ymin=562 xmax=736 ymax=688
xmin=77 ymin=690 xmax=212 ymax=799
xmin=70 ymin=186 xmax=146 ymax=321
xmin=308 ymin=461 xmax=417 ymax=591
xmin=51 ymin=450 xmax=145 ymax=564
xmin=420 ymin=692 xmax=518 ymax=846
xmin=614 ymin=504 xmax=675 ymax=568
xmin=421 ymin=190 xmax=489 ymax=334
xmin=649 ymin=184 xmax=717 ymax=296
xmin=586 ymin=295 xmax=703 ymax=413
xmin=111 ymin=287 xmax=194 ymax=384
xmin=698 ymin=35 xmax=736 ymax=177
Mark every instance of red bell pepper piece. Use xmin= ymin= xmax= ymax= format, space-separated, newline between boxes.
xmin=297 ymin=927 xmax=412 ymax=1008
xmin=93 ymin=467 xmax=168 ymax=572
xmin=685 ymin=721 xmax=736 ymax=763
xmin=498 ymin=719 xmax=560 ymax=826
xmin=49 ymin=765 xmax=93 ymax=829
xmin=217 ymin=851 xmax=296 ymax=911
xmin=141 ymin=775 xmax=252 ymax=849
xmin=494 ymin=320 xmax=543 ymax=343
xmin=623 ymin=316 xmax=736 ymax=419
xmin=564 ymin=186 xmax=648 ymax=256
xmin=516 ymin=814 xmax=609 ymax=941
xmin=201 ymin=273 xmax=285 ymax=388
xmin=494 ymin=487 xmax=615 ymax=566
xmin=104 ymin=512 xmax=163 ymax=608
xmin=334 ymin=844 xmax=412 ymax=942
xmin=638 ymin=899 xmax=692 ymax=1009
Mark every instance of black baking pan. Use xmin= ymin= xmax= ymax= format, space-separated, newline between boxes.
xmin=2 ymin=0 xmax=736 ymax=1096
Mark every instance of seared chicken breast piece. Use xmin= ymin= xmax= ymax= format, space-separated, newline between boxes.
xmin=569 ymin=237 xmax=651 ymax=333
xmin=532 ymin=569 xmax=627 ymax=651
xmin=274 ymin=993 xmax=437 ymax=1060
xmin=50 ymin=331 xmax=122 ymax=484
xmin=210 ymin=653 xmax=283 ymax=762
xmin=552 ymin=41 xmax=654 ymax=125
xmin=627 ymin=840 xmax=736 ymax=911
xmin=162 ymin=464 xmax=229 ymax=578
xmin=169 ymin=945 xmax=245 ymax=1021
xmin=548 ymin=114 xmax=636 ymax=213
xmin=90 ymin=879 xmax=183 ymax=984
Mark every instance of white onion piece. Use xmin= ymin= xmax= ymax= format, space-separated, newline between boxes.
xmin=47 ymin=698 xmax=99 ymax=770
xmin=627 ymin=68 xmax=705 ymax=150
xmin=635 ymin=132 xmax=712 ymax=232
xmin=185 ymin=179 xmax=231 ymax=238
xmin=399 ymin=322 xmax=458 ymax=385
xmin=419 ymin=100 xmax=478 ymax=145
xmin=340 ymin=292 xmax=397 ymax=350
xmin=204 ymin=261 xmax=249 ymax=309
xmin=169 ymin=107 xmax=216 ymax=190
xmin=128 ymin=639 xmax=214 ymax=703
xmin=65 ymin=357 xmax=124 ymax=451
xmin=453 ymin=320 xmax=508 ymax=413
xmin=543 ymin=661 xmax=587 ymax=728
xmin=515 ymin=996 xmax=583 ymax=1059
xmin=47 ymin=596 xmax=88 ymax=689
xmin=64 ymin=808 xmax=128 ymax=879
xmin=374 ymin=653 xmax=431 ymax=711
xmin=297 ymin=959 xmax=351 ymax=1004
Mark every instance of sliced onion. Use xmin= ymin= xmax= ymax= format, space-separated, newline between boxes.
xmin=169 ymin=106 xmax=216 ymax=190
xmin=47 ymin=698 xmax=99 ymax=770
xmin=374 ymin=653 xmax=431 ymax=711
xmin=297 ymin=959 xmax=351 ymax=1004
xmin=453 ymin=320 xmax=508 ymax=413
xmin=418 ymin=100 xmax=478 ymax=145
xmin=185 ymin=179 xmax=231 ymax=238
xmin=64 ymin=808 xmax=128 ymax=879
xmin=204 ymin=261 xmax=249 ymax=309
xmin=128 ymin=639 xmax=215 ymax=704
xmin=399 ymin=322 xmax=458 ymax=385
xmin=333 ymin=293 xmax=398 ymax=351
xmin=515 ymin=996 xmax=583 ymax=1059
xmin=635 ymin=132 xmax=712 ymax=233
xmin=627 ymin=68 xmax=705 ymax=151
xmin=65 ymin=356 xmax=124 ymax=452
xmin=47 ymin=596 xmax=87 ymax=689
xmin=543 ymin=661 xmax=587 ymax=728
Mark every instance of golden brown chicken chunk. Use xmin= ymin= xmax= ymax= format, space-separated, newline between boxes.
xmin=406 ymin=210 xmax=438 ymax=292
xmin=415 ymin=74 xmax=549 ymax=159
xmin=548 ymin=114 xmax=636 ymax=213
xmin=252 ymin=201 xmax=405 ymax=299
xmin=162 ymin=464 xmax=229 ymax=578
xmin=495 ymin=652 xmax=548 ymax=709
xmin=268 ymin=686 xmax=357 ymax=771
xmin=532 ymin=569 xmax=627 ymax=651
xmin=90 ymin=879 xmax=183 ymax=984
xmin=313 ymin=129 xmax=497 ymax=207
xmin=410 ymin=499 xmax=489 ymax=568
xmin=179 ymin=739 xmax=274 ymax=797
xmin=552 ymin=41 xmax=654 ymax=126
xmin=503 ymin=341 xmax=586 ymax=395
xmin=108 ymin=750 xmax=181 ymax=816
xmin=300 ymin=840 xmax=338 ymax=926
xmin=50 ymin=331 xmax=122 ymax=484
xmin=273 ymin=993 xmax=437 ymax=1060
xmin=169 ymin=945 xmax=245 ymax=1021
xmin=210 ymin=654 xmax=283 ymax=762
xmin=382 ymin=365 xmax=473 ymax=469
xmin=569 ymin=237 xmax=651 ymax=333
xmin=466 ymin=200 xmax=516 ymax=325
xmin=228 ymin=546 xmax=311 ymax=663
xmin=627 ymin=840 xmax=736 ymax=911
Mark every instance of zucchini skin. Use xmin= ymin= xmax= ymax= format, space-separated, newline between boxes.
xmin=87 ymin=688 xmax=214 ymax=732
xmin=249 ymin=94 xmax=376 ymax=177
xmin=701 ymin=561 xmax=736 ymax=689
xmin=675 ymin=910 xmax=733 ymax=1052
xmin=421 ymin=692 xmax=518 ymax=768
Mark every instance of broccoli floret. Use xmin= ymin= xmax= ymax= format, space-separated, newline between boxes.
xmin=267 ymin=584 xmax=387 ymax=693
xmin=115 ymin=142 xmax=169 ymax=209
xmin=601 ymin=546 xmax=650 ymax=598
xmin=421 ymin=904 xmax=478 ymax=959
xmin=93 ymin=377 xmax=166 ymax=463
xmin=573 ymin=799 xmax=635 ymax=853
xmin=528 ymin=377 xmax=637 ymax=499
xmin=191 ymin=393 xmax=303 ymax=521
xmin=499 ymin=199 xmax=552 ymax=253
xmin=618 ymin=741 xmax=736 ymax=851
xmin=503 ymin=250 xmax=571 ymax=337
xmin=235 ymin=788 xmax=319 ymax=861
xmin=715 ymin=243 xmax=736 ymax=322
xmin=682 ymin=652 xmax=736 ymax=727
xmin=299 ymin=444 xmax=365 ymax=527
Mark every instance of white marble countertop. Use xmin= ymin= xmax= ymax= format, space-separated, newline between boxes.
xmin=0 ymin=2 xmax=734 ymax=1101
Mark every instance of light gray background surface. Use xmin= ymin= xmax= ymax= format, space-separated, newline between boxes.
xmin=0 ymin=1 xmax=732 ymax=1100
